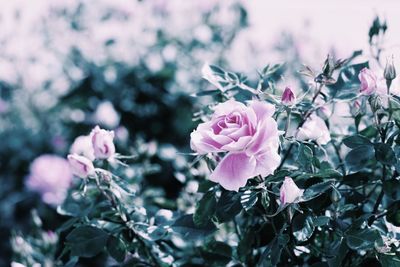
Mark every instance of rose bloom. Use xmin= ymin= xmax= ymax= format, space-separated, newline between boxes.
xmin=91 ymin=125 xmax=116 ymax=159
xmin=26 ymin=155 xmax=72 ymax=206
xmin=296 ymin=114 xmax=331 ymax=145
xmin=190 ymin=99 xmax=281 ymax=191
xmin=280 ymin=176 xmax=304 ymax=205
xmin=359 ymin=68 xmax=377 ymax=95
xmin=70 ymin=135 xmax=95 ymax=161
xmin=67 ymin=154 xmax=95 ymax=179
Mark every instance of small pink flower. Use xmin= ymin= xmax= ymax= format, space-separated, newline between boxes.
xmin=26 ymin=155 xmax=72 ymax=206
xmin=281 ymin=87 xmax=296 ymax=106
xmin=359 ymin=68 xmax=377 ymax=95
xmin=296 ymin=114 xmax=331 ymax=145
xmin=280 ymin=177 xmax=304 ymax=205
xmin=67 ymin=154 xmax=95 ymax=178
xmin=91 ymin=126 xmax=116 ymax=159
xmin=190 ymin=99 xmax=281 ymax=191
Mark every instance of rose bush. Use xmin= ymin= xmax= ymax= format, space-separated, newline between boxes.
xmin=9 ymin=15 xmax=400 ymax=267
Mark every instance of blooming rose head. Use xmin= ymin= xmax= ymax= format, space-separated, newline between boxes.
xmin=281 ymin=87 xmax=296 ymax=106
xmin=67 ymin=154 xmax=95 ymax=179
xmin=359 ymin=68 xmax=377 ymax=95
xmin=296 ymin=114 xmax=331 ymax=145
xmin=280 ymin=177 xmax=304 ymax=205
xmin=91 ymin=125 xmax=115 ymax=159
xmin=190 ymin=99 xmax=281 ymax=191
xmin=70 ymin=135 xmax=95 ymax=161
xmin=26 ymin=155 xmax=72 ymax=206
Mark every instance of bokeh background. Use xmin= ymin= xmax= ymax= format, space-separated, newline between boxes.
xmin=1 ymin=0 xmax=399 ymax=265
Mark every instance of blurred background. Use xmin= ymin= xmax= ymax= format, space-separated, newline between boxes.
xmin=1 ymin=0 xmax=399 ymax=265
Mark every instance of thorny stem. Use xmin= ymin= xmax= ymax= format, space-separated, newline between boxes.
xmin=94 ymin=175 xmax=160 ymax=266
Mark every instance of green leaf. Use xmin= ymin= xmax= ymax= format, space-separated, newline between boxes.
xmin=195 ymin=89 xmax=220 ymax=97
xmin=193 ymin=190 xmax=217 ymax=227
xmin=297 ymin=144 xmax=313 ymax=171
xmin=292 ymin=214 xmax=315 ymax=242
xmin=345 ymin=145 xmax=375 ymax=171
xmin=172 ymin=214 xmax=216 ymax=240
xmin=379 ymin=254 xmax=400 ymax=267
xmin=302 ymin=180 xmax=333 ymax=201
xmin=375 ymin=143 xmax=397 ymax=165
xmin=261 ymin=191 xmax=270 ymax=211
xmin=313 ymin=169 xmax=343 ymax=179
xmin=201 ymin=241 xmax=232 ymax=266
xmin=386 ymin=201 xmax=400 ymax=226
xmin=327 ymin=62 xmax=368 ymax=100
xmin=66 ymin=226 xmax=108 ymax=257
xmin=198 ymin=180 xmax=217 ymax=193
xmin=345 ymin=228 xmax=381 ymax=250
xmin=343 ymin=135 xmax=372 ymax=148
xmin=107 ymin=235 xmax=126 ymax=263
xmin=327 ymin=239 xmax=348 ymax=267
xmin=314 ymin=216 xmax=330 ymax=227
xmin=240 ymin=190 xmax=258 ymax=211
xmin=237 ymin=229 xmax=255 ymax=262
xmin=270 ymin=234 xmax=290 ymax=266
xmin=215 ymin=191 xmax=242 ymax=223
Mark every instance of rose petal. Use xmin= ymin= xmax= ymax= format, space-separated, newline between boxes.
xmin=210 ymin=152 xmax=256 ymax=191
xmin=248 ymin=101 xmax=275 ymax=120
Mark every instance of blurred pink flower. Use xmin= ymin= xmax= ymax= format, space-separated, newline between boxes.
xmin=281 ymin=87 xmax=296 ymax=106
xmin=67 ymin=154 xmax=95 ymax=179
xmin=280 ymin=176 xmax=304 ymax=205
xmin=190 ymin=100 xmax=280 ymax=191
xmin=93 ymin=101 xmax=120 ymax=129
xmin=359 ymin=68 xmax=377 ymax=95
xmin=26 ymin=155 xmax=72 ymax=206
xmin=91 ymin=126 xmax=116 ymax=159
xmin=296 ymin=114 xmax=330 ymax=145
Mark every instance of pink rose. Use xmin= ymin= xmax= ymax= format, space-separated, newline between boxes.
xmin=70 ymin=135 xmax=95 ymax=161
xmin=280 ymin=177 xmax=304 ymax=205
xmin=67 ymin=154 xmax=95 ymax=178
xmin=26 ymin=155 xmax=72 ymax=206
xmin=190 ymin=99 xmax=281 ymax=191
xmin=91 ymin=125 xmax=116 ymax=159
xmin=281 ymin=87 xmax=296 ymax=106
xmin=359 ymin=68 xmax=377 ymax=95
xmin=296 ymin=114 xmax=331 ymax=145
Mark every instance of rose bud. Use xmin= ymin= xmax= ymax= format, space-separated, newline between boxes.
xmin=359 ymin=68 xmax=377 ymax=95
xmin=67 ymin=154 xmax=95 ymax=178
xmin=91 ymin=125 xmax=116 ymax=159
xmin=384 ymin=56 xmax=396 ymax=89
xmin=281 ymin=87 xmax=296 ymax=106
xmin=280 ymin=177 xmax=304 ymax=205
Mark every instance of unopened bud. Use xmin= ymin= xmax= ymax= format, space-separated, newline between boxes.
xmin=281 ymin=87 xmax=296 ymax=106
xmin=384 ymin=56 xmax=396 ymax=89
xmin=322 ymin=54 xmax=335 ymax=77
